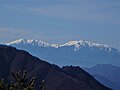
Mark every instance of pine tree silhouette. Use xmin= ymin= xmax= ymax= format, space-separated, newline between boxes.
xmin=0 ymin=70 xmax=45 ymax=90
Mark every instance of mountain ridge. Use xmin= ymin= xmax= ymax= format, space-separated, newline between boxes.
xmin=3 ymin=39 xmax=120 ymax=67
xmin=6 ymin=39 xmax=113 ymax=50
xmin=83 ymin=64 xmax=120 ymax=90
xmin=0 ymin=45 xmax=111 ymax=90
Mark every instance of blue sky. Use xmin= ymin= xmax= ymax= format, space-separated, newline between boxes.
xmin=0 ymin=0 xmax=120 ymax=48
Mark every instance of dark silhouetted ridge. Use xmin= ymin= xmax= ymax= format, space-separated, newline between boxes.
xmin=0 ymin=45 xmax=111 ymax=90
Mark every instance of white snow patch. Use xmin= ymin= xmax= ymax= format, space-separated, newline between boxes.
xmin=5 ymin=39 xmax=113 ymax=51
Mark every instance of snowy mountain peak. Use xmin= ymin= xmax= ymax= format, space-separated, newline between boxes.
xmin=60 ymin=40 xmax=111 ymax=51
xmin=6 ymin=39 xmax=26 ymax=45
xmin=61 ymin=40 xmax=108 ymax=47
xmin=6 ymin=39 xmax=50 ymax=47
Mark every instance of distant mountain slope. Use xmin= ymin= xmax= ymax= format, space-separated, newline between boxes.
xmin=62 ymin=66 xmax=110 ymax=90
xmin=0 ymin=45 xmax=111 ymax=90
xmin=5 ymin=39 xmax=120 ymax=67
xmin=93 ymin=74 xmax=119 ymax=90
xmin=83 ymin=64 xmax=120 ymax=90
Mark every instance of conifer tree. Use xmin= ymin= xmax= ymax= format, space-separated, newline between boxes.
xmin=0 ymin=70 xmax=45 ymax=90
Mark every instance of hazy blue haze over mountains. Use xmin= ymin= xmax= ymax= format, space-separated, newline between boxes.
xmin=83 ymin=64 xmax=120 ymax=90
xmin=5 ymin=39 xmax=120 ymax=67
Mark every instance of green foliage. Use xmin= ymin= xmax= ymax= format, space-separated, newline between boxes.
xmin=0 ymin=70 xmax=45 ymax=90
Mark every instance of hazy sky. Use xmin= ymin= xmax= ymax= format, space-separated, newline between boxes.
xmin=0 ymin=0 xmax=120 ymax=48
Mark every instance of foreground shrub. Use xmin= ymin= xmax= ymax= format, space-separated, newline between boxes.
xmin=0 ymin=70 xmax=45 ymax=90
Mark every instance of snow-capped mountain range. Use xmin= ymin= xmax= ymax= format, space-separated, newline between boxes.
xmin=6 ymin=39 xmax=111 ymax=50
xmin=4 ymin=39 xmax=120 ymax=67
